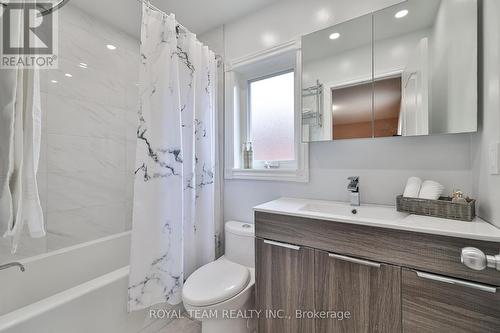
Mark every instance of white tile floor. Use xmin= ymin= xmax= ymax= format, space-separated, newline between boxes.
xmin=157 ymin=317 xmax=201 ymax=333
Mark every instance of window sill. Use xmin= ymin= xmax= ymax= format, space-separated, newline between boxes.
xmin=225 ymin=167 xmax=309 ymax=183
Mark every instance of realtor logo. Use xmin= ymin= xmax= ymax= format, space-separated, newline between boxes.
xmin=1 ymin=1 xmax=59 ymax=68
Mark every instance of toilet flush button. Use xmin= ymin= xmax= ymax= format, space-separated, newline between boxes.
xmin=242 ymin=224 xmax=251 ymax=228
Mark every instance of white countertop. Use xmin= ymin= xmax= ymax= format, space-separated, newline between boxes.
xmin=253 ymin=197 xmax=500 ymax=243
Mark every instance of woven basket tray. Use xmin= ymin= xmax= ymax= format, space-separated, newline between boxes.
xmin=396 ymin=195 xmax=476 ymax=222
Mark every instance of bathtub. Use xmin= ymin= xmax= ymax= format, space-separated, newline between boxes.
xmin=0 ymin=232 xmax=173 ymax=333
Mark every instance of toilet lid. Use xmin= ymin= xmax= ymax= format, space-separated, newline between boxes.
xmin=182 ymin=259 xmax=250 ymax=307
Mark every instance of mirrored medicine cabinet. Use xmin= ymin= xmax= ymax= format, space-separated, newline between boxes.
xmin=301 ymin=0 xmax=478 ymax=142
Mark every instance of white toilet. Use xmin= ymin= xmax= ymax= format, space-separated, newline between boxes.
xmin=182 ymin=221 xmax=256 ymax=333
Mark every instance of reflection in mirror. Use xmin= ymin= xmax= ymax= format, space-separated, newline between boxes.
xmin=302 ymin=14 xmax=373 ymax=142
xmin=331 ymin=80 xmax=373 ymax=140
xmin=301 ymin=0 xmax=477 ymax=142
xmin=374 ymin=0 xmax=477 ymax=137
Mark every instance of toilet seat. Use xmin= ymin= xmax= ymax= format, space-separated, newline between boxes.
xmin=182 ymin=258 xmax=250 ymax=307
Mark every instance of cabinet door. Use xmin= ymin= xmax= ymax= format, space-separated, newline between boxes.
xmin=255 ymin=238 xmax=315 ymax=333
xmin=402 ymin=268 xmax=500 ymax=333
xmin=315 ymin=250 xmax=401 ymax=333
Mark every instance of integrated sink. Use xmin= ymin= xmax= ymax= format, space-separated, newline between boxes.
xmin=254 ymin=198 xmax=500 ymax=242
xmin=299 ymin=202 xmax=409 ymax=221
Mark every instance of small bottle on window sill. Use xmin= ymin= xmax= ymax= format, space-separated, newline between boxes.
xmin=243 ymin=142 xmax=253 ymax=169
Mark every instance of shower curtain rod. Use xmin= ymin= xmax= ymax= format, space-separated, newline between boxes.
xmin=136 ymin=0 xmax=223 ymax=61
xmin=136 ymin=0 xmax=191 ymax=35
xmin=1 ymin=0 xmax=71 ymax=17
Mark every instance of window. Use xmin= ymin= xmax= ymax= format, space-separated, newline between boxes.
xmin=224 ymin=40 xmax=309 ymax=182
xmin=249 ymin=71 xmax=295 ymax=163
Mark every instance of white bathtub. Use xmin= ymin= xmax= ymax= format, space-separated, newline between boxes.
xmin=0 ymin=232 xmax=173 ymax=333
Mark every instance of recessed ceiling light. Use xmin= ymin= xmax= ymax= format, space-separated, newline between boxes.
xmin=51 ymin=80 xmax=58 ymax=83
xmin=395 ymin=9 xmax=409 ymax=19
xmin=329 ymin=32 xmax=340 ymax=40
xmin=106 ymin=44 xmax=117 ymax=50
xmin=65 ymin=73 xmax=72 ymax=77
xmin=79 ymin=62 xmax=88 ymax=68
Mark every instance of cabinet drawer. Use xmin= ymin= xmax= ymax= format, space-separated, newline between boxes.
xmin=315 ymin=250 xmax=401 ymax=333
xmin=402 ymin=268 xmax=500 ymax=333
xmin=255 ymin=212 xmax=500 ymax=286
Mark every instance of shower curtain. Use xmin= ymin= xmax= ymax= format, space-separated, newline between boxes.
xmin=128 ymin=4 xmax=217 ymax=311
xmin=0 ymin=8 xmax=45 ymax=253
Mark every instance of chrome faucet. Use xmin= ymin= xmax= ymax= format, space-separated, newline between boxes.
xmin=0 ymin=262 xmax=25 ymax=273
xmin=347 ymin=176 xmax=360 ymax=206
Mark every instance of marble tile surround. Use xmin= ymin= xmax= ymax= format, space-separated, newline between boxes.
xmin=0 ymin=4 xmax=139 ymax=262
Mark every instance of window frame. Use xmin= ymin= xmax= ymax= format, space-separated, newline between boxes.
xmin=224 ymin=39 xmax=309 ymax=182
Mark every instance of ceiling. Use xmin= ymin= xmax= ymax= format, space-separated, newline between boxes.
xmin=69 ymin=0 xmax=282 ymax=38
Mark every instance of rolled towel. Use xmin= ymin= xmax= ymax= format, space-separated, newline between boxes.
xmin=403 ymin=177 xmax=422 ymax=198
xmin=418 ymin=180 xmax=444 ymax=200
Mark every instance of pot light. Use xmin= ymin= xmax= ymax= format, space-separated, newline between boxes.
xmin=395 ymin=9 xmax=408 ymax=19
xmin=106 ymin=44 xmax=117 ymax=50
xmin=65 ymin=73 xmax=72 ymax=77
xmin=79 ymin=62 xmax=88 ymax=68
xmin=329 ymin=32 xmax=340 ymax=40
xmin=51 ymin=80 xmax=58 ymax=83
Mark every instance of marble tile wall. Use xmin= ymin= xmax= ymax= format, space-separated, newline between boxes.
xmin=0 ymin=4 xmax=139 ymax=262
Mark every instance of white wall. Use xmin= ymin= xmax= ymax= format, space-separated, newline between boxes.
xmin=471 ymin=0 xmax=500 ymax=228
xmin=200 ymin=0 xmax=481 ymax=224
xmin=226 ymin=135 xmax=472 ymax=222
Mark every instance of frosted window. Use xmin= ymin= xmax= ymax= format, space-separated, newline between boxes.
xmin=250 ymin=71 xmax=295 ymax=161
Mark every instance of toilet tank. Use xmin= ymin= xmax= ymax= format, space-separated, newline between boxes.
xmin=224 ymin=221 xmax=255 ymax=268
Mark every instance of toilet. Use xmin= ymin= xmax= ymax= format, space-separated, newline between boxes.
xmin=182 ymin=221 xmax=256 ymax=333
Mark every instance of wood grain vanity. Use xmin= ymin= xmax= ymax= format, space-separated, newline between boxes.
xmin=254 ymin=199 xmax=500 ymax=333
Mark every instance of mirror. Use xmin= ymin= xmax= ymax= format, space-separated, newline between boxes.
xmin=301 ymin=0 xmax=478 ymax=142
xmin=302 ymin=14 xmax=373 ymax=141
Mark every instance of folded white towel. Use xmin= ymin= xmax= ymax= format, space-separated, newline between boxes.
xmin=403 ymin=177 xmax=422 ymax=198
xmin=418 ymin=180 xmax=444 ymax=200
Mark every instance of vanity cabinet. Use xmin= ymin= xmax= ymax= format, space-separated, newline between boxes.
xmin=255 ymin=238 xmax=315 ymax=333
xmin=255 ymin=211 xmax=500 ymax=333
xmin=315 ymin=251 xmax=401 ymax=333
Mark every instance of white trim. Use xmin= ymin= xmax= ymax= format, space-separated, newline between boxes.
xmin=326 ymin=69 xmax=403 ymax=91
xmin=226 ymin=39 xmax=300 ymax=71
xmin=224 ymin=39 xmax=309 ymax=182
xmin=226 ymin=167 xmax=309 ymax=183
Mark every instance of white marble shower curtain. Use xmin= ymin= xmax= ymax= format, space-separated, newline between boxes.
xmin=128 ymin=5 xmax=217 ymax=311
